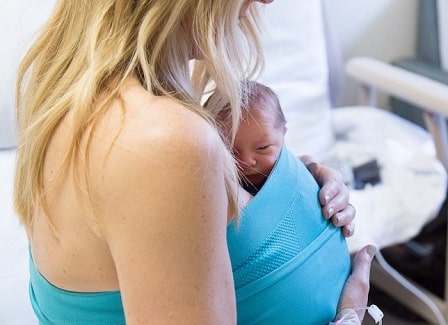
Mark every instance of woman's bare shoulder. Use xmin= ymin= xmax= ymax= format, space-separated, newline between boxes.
xmin=87 ymin=81 xmax=234 ymax=323
xmin=98 ymin=79 xmax=217 ymax=160
xmin=89 ymin=79 xmax=227 ymax=217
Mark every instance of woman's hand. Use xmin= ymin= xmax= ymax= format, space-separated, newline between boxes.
xmin=300 ymin=155 xmax=356 ymax=237
xmin=336 ymin=245 xmax=376 ymax=323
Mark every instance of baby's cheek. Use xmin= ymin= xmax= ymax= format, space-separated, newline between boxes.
xmin=269 ymin=153 xmax=279 ymax=165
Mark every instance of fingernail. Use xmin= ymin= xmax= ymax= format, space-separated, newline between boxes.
xmin=367 ymin=245 xmax=377 ymax=258
xmin=325 ymin=194 xmax=330 ymax=204
xmin=327 ymin=207 xmax=334 ymax=218
xmin=336 ymin=214 xmax=342 ymax=225
xmin=347 ymin=223 xmax=355 ymax=236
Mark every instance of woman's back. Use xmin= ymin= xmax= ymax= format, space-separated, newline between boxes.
xmin=28 ymin=77 xmax=236 ymax=323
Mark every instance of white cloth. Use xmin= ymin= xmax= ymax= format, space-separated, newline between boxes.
xmin=329 ymin=107 xmax=447 ymax=252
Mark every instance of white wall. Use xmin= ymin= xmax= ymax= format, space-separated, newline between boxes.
xmin=0 ymin=1 xmax=55 ymax=149
xmin=325 ymin=0 xmax=419 ymax=108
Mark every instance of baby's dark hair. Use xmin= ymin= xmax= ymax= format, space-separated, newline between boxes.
xmin=243 ymin=80 xmax=286 ymax=129
xmin=204 ymin=80 xmax=287 ymax=130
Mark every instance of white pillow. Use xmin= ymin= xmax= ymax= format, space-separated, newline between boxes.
xmin=258 ymin=0 xmax=334 ymax=160
xmin=0 ymin=1 xmax=55 ymax=149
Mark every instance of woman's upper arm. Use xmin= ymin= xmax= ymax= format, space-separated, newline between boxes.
xmin=95 ymin=110 xmax=236 ymax=324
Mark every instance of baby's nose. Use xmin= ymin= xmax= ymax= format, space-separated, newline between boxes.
xmin=238 ymin=152 xmax=256 ymax=168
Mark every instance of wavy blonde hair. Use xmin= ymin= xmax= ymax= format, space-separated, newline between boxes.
xmin=14 ymin=0 xmax=264 ymax=231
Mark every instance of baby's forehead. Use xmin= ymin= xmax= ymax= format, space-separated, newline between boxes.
xmin=237 ymin=115 xmax=278 ymax=142
xmin=242 ymin=106 xmax=277 ymax=125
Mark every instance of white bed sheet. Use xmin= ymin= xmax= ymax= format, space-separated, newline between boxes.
xmin=330 ymin=107 xmax=447 ymax=252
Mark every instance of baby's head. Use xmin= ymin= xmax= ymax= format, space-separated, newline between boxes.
xmin=206 ymin=80 xmax=287 ymax=189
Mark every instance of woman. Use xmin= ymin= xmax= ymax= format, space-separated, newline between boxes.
xmin=14 ymin=0 xmax=372 ymax=323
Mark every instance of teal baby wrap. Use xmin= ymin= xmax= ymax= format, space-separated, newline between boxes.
xmin=227 ymin=146 xmax=351 ymax=324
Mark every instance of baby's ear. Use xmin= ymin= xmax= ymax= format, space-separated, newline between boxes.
xmin=283 ymin=125 xmax=288 ymax=135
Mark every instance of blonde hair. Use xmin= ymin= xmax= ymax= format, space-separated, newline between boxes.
xmin=14 ymin=0 xmax=264 ymax=231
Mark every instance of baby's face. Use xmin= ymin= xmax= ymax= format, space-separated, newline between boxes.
xmin=233 ymin=108 xmax=286 ymax=188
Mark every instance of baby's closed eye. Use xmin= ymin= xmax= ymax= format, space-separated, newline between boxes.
xmin=256 ymin=144 xmax=270 ymax=151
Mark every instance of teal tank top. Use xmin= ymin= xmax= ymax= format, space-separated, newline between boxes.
xmin=227 ymin=146 xmax=351 ymax=324
xmin=29 ymin=251 xmax=125 ymax=324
